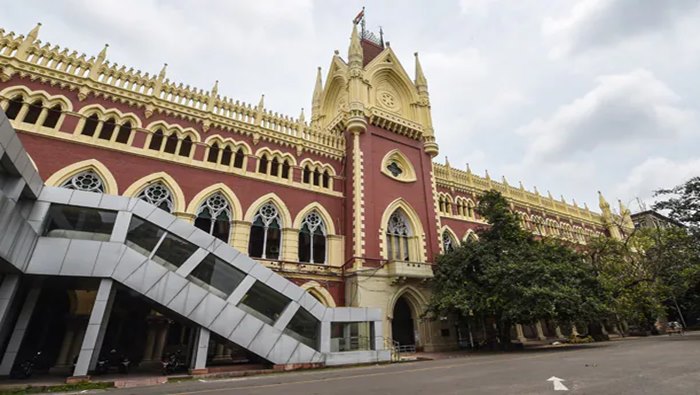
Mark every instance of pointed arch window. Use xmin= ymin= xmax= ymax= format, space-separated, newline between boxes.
xmin=221 ymin=146 xmax=233 ymax=166
xmin=281 ymin=160 xmax=290 ymax=179
xmin=5 ymin=96 xmax=23 ymax=120
xmin=42 ymin=104 xmax=62 ymax=128
xmin=164 ymin=132 xmax=178 ymax=154
xmin=149 ymin=129 xmax=164 ymax=150
xmin=60 ymin=170 xmax=104 ymax=193
xmin=270 ymin=157 xmax=280 ymax=176
xmin=137 ymin=182 xmax=173 ymax=213
xmin=81 ymin=114 xmax=99 ymax=137
xmin=233 ymin=148 xmax=245 ymax=169
xmin=178 ymin=136 xmax=193 ymax=157
xmin=248 ymin=203 xmax=282 ymax=260
xmin=207 ymin=143 xmax=220 ymax=163
xmin=115 ymin=121 xmax=132 ymax=144
xmin=258 ymin=156 xmax=268 ymax=173
xmin=22 ymin=100 xmax=42 ymax=124
xmin=322 ymin=171 xmax=330 ymax=188
xmin=98 ymin=117 xmax=117 ymax=140
xmin=303 ymin=166 xmax=311 ymax=184
xmin=298 ymin=211 xmax=326 ymax=264
xmin=194 ymin=193 xmax=232 ymax=242
xmin=386 ymin=209 xmax=412 ymax=261
xmin=442 ymin=231 xmax=456 ymax=253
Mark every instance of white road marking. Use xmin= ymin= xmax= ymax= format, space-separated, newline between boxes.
xmin=547 ymin=376 xmax=569 ymax=391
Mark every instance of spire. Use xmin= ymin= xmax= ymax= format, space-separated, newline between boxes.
xmin=348 ymin=23 xmax=363 ymax=68
xmin=257 ymin=94 xmax=265 ymax=110
xmin=598 ymin=191 xmax=610 ymax=210
xmin=619 ymin=199 xmax=635 ymax=229
xmin=27 ymin=22 xmax=41 ymax=43
xmin=299 ymin=108 xmax=305 ymax=124
xmin=97 ymin=43 xmax=109 ymax=64
xmin=466 ymin=163 xmax=471 ymax=174
xmin=210 ymin=80 xmax=219 ymax=96
xmin=444 ymin=156 xmax=451 ymax=168
xmin=158 ymin=63 xmax=168 ymax=81
xmin=414 ymin=52 xmax=428 ymax=91
xmin=311 ymin=66 xmax=323 ymax=120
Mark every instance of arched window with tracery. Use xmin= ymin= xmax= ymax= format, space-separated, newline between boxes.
xmin=60 ymin=170 xmax=104 ymax=193
xmin=386 ymin=209 xmax=412 ymax=261
xmin=248 ymin=203 xmax=282 ymax=260
xmin=137 ymin=182 xmax=173 ymax=213
xmin=194 ymin=193 xmax=232 ymax=242
xmin=115 ymin=121 xmax=132 ymax=144
xmin=149 ymin=130 xmax=164 ymax=150
xmin=298 ymin=211 xmax=326 ymax=264
xmin=442 ymin=231 xmax=456 ymax=253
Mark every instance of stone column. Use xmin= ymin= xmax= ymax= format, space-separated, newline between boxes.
xmin=515 ymin=324 xmax=527 ymax=343
xmin=152 ymin=320 xmax=170 ymax=362
xmin=535 ymin=321 xmax=547 ymax=341
xmin=71 ymin=279 xmax=115 ymax=378
xmin=0 ymin=285 xmax=41 ymax=375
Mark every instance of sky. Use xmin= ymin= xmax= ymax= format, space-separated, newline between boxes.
xmin=3 ymin=0 xmax=699 ymax=213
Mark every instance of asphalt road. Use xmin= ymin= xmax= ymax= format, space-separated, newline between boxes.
xmin=109 ymin=332 xmax=700 ymax=395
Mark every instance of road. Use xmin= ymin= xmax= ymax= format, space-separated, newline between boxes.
xmin=110 ymin=332 xmax=700 ymax=395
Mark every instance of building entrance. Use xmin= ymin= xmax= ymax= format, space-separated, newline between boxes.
xmin=391 ymin=297 xmax=415 ymax=346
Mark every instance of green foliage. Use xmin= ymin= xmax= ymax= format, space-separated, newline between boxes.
xmin=586 ymin=226 xmax=700 ymax=330
xmin=0 ymin=381 xmax=113 ymax=395
xmin=653 ymin=176 xmax=700 ymax=231
xmin=430 ymin=190 xmax=607 ymax=346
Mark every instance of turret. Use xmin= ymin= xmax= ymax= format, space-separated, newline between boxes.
xmin=16 ymin=22 xmax=41 ymax=61
xmin=414 ymin=52 xmax=438 ymax=156
xmin=599 ymin=191 xmax=622 ymax=239
xmin=311 ymin=67 xmax=323 ymax=125
xmin=618 ymin=200 xmax=635 ymax=230
xmin=346 ymin=23 xmax=367 ymax=135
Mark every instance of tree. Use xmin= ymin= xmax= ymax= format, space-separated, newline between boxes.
xmin=429 ymin=190 xmax=607 ymax=348
xmin=586 ymin=226 xmax=700 ymax=333
xmin=653 ymin=176 xmax=700 ymax=231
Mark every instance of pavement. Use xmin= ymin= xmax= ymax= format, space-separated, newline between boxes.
xmin=96 ymin=331 xmax=700 ymax=395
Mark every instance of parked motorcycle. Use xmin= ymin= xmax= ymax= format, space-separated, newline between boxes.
xmin=10 ymin=351 xmax=41 ymax=379
xmin=161 ymin=350 xmax=184 ymax=375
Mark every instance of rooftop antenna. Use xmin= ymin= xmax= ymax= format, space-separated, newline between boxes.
xmin=379 ymin=26 xmax=385 ymax=48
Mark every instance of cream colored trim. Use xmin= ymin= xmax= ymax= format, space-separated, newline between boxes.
xmin=243 ymin=192 xmax=293 ymax=226
xmin=0 ymin=86 xmax=73 ymax=111
xmin=45 ymin=159 xmax=119 ymax=195
xmin=386 ymin=285 xmax=428 ymax=320
xmin=380 ymin=149 xmax=417 ymax=183
xmin=463 ymin=229 xmax=479 ymax=242
xmin=76 ymin=103 xmax=143 ymax=128
xmin=379 ymin=198 xmax=427 ymax=262
xmin=292 ymin=202 xmax=337 ymax=235
xmin=186 ymin=183 xmax=244 ymax=222
xmin=122 ymin=172 xmax=187 ymax=214
xmin=299 ymin=280 xmax=337 ymax=307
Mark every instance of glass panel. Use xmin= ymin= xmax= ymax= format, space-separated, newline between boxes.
xmin=44 ymin=204 xmax=117 ymax=241
xmin=266 ymin=227 xmax=281 ymax=260
xmin=298 ymin=229 xmax=311 ymax=263
xmin=248 ymin=225 xmax=264 ymax=258
xmin=125 ymin=216 xmax=165 ymax=257
xmin=330 ymin=322 xmax=374 ymax=352
xmin=284 ymin=308 xmax=320 ymax=350
xmin=188 ymin=254 xmax=245 ymax=298
xmin=152 ymin=232 xmax=198 ymax=270
xmin=312 ymin=233 xmax=326 ymax=264
xmin=237 ymin=281 xmax=290 ymax=325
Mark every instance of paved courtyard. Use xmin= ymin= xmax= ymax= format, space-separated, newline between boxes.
xmin=107 ymin=331 xmax=700 ymax=395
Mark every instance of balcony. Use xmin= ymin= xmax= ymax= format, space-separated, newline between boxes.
xmin=385 ymin=260 xmax=434 ymax=282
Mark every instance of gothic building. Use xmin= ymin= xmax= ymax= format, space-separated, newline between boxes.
xmin=0 ymin=20 xmax=633 ymax=365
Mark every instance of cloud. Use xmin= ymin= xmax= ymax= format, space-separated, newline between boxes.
xmin=614 ymin=157 xmax=700 ymax=207
xmin=517 ymin=69 xmax=694 ymax=162
xmin=543 ymin=0 xmax=699 ymax=57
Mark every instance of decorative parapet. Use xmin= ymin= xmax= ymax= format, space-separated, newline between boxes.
xmin=0 ymin=25 xmax=346 ymax=159
xmin=433 ymin=162 xmax=604 ymax=225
